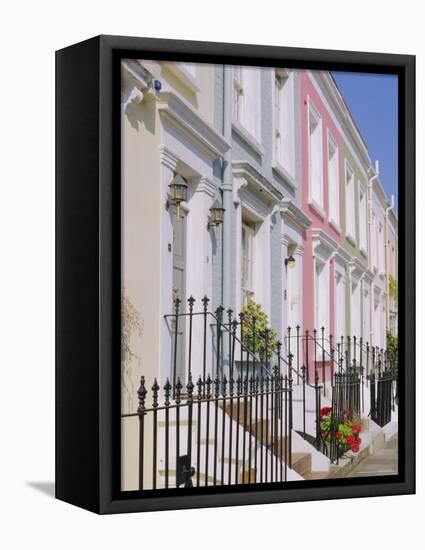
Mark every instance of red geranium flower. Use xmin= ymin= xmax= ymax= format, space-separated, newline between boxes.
xmin=356 ymin=437 xmax=362 ymax=445
xmin=351 ymin=443 xmax=360 ymax=453
xmin=320 ymin=406 xmax=331 ymax=418
xmin=352 ymin=423 xmax=361 ymax=434
xmin=346 ymin=434 xmax=355 ymax=445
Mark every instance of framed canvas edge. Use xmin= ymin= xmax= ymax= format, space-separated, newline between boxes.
xmin=57 ymin=35 xmax=415 ymax=515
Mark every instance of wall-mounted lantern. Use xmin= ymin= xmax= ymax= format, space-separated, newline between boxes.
xmin=207 ymin=199 xmax=225 ymax=231
xmin=168 ymin=174 xmax=188 ymax=220
xmin=285 ymin=255 xmax=296 ymax=269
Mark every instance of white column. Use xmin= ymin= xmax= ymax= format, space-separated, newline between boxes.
xmin=159 ymin=146 xmax=179 ymax=382
xmin=253 ymin=214 xmax=271 ymax=317
xmin=291 ymin=246 xmax=304 ymax=330
xmin=185 ymin=176 xmax=217 ymax=380
xmin=281 ymin=236 xmax=289 ymax=338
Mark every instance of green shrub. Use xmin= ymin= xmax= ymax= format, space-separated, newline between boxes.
xmin=241 ymin=299 xmax=278 ymax=359
xmin=386 ymin=331 xmax=398 ymax=358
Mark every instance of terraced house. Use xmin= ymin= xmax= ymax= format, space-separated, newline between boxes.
xmin=120 ymin=59 xmax=398 ymax=491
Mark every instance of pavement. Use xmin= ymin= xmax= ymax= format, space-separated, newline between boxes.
xmin=347 ymin=435 xmax=398 ymax=477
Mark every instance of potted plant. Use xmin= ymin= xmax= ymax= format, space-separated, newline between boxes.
xmin=320 ymin=407 xmax=362 ymax=454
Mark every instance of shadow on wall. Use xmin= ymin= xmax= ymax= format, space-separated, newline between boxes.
xmin=126 ymin=99 xmax=156 ymax=134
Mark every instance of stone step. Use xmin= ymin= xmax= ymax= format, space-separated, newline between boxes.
xmin=239 ymin=469 xmax=257 ymax=484
xmin=303 ymin=470 xmax=332 ymax=480
xmin=292 ymin=452 xmax=312 ymax=477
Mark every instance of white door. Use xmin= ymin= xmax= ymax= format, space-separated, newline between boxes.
xmin=172 ymin=213 xmax=187 ymax=383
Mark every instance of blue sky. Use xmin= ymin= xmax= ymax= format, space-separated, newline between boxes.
xmin=331 ymin=71 xmax=398 ymax=210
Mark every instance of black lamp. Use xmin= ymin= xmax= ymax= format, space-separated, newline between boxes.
xmin=285 ymin=255 xmax=296 ymax=269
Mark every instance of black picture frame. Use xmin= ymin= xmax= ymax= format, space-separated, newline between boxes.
xmin=56 ymin=35 xmax=415 ymax=514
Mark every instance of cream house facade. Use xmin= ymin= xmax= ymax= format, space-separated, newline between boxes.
xmin=121 ymin=59 xmax=230 ymax=488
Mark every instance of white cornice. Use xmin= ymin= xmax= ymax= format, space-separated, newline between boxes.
xmin=157 ymin=91 xmax=230 ymax=160
xmin=334 ymin=245 xmax=352 ymax=265
xmin=311 ymin=228 xmax=339 ymax=262
xmin=122 ymin=60 xmax=152 ymax=90
xmin=363 ymin=269 xmax=375 ymax=284
xmin=195 ymin=176 xmax=220 ymax=199
xmin=308 ymin=71 xmax=371 ymax=176
xmin=373 ymin=177 xmax=390 ymax=208
xmin=159 ymin=145 xmax=179 ymax=171
xmin=348 ymin=256 xmax=367 ymax=281
xmin=232 ymin=160 xmax=283 ymax=204
xmin=233 ymin=176 xmax=248 ymax=205
xmin=279 ymin=198 xmax=312 ymax=231
xmin=122 ymin=60 xmax=157 ymax=112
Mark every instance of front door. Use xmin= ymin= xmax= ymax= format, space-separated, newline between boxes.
xmin=172 ymin=212 xmax=187 ymax=385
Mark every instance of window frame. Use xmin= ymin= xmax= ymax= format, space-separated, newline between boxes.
xmin=359 ymin=186 xmax=368 ymax=255
xmin=308 ymin=98 xmax=325 ymax=215
xmin=344 ymin=159 xmax=356 ymax=244
xmin=241 ymin=221 xmax=255 ymax=304
xmin=273 ymin=68 xmax=295 ymax=178
xmin=327 ymin=129 xmax=340 ymax=230
xmin=232 ymin=66 xmax=263 ymax=154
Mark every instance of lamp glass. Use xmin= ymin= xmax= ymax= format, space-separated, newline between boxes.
xmin=287 ymin=255 xmax=296 ymax=269
xmin=210 ymin=205 xmax=225 ymax=225
xmin=169 ymin=175 xmax=188 ymax=204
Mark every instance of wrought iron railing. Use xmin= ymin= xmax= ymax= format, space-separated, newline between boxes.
xmin=369 ymin=366 xmax=398 ymax=427
xmin=121 ymin=295 xmax=398 ymax=485
xmin=122 ymin=370 xmax=292 ymax=490
xmin=317 ymin=370 xmax=362 ymax=464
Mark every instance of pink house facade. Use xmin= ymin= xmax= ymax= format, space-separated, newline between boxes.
xmin=299 ymin=71 xmax=344 ymax=381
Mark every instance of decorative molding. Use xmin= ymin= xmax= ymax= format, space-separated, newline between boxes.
xmin=195 ymin=176 xmax=220 ymax=199
xmin=348 ymin=256 xmax=367 ymax=282
xmin=157 ymin=91 xmax=230 ymax=159
xmin=363 ymin=269 xmax=375 ymax=284
xmin=239 ymin=186 xmax=270 ymax=221
xmin=279 ymin=198 xmax=312 ymax=231
xmin=122 ymin=60 xmax=156 ymax=112
xmin=122 ymin=60 xmax=152 ymax=90
xmin=159 ymin=145 xmax=179 ymax=171
xmin=233 ymin=176 xmax=248 ymax=205
xmin=335 ymin=245 xmax=352 ymax=264
xmin=232 ymin=160 xmax=283 ymax=204
xmin=124 ymin=86 xmax=145 ymax=112
xmin=272 ymin=162 xmax=298 ymax=190
xmin=311 ymin=228 xmax=339 ymax=262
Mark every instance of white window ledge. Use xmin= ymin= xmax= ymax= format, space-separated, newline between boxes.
xmin=346 ymin=233 xmax=357 ymax=247
xmin=232 ymin=121 xmax=264 ymax=157
xmin=308 ymin=199 xmax=326 ymax=220
xmin=272 ymin=162 xmax=297 ymax=190
xmin=360 ymin=246 xmax=368 ymax=258
xmin=329 ymin=218 xmax=341 ymax=234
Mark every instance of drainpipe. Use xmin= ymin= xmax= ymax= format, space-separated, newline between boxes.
xmin=221 ymin=65 xmax=233 ymax=310
xmin=368 ymin=160 xmax=379 ymax=345
xmin=385 ymin=194 xmax=395 ymax=336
